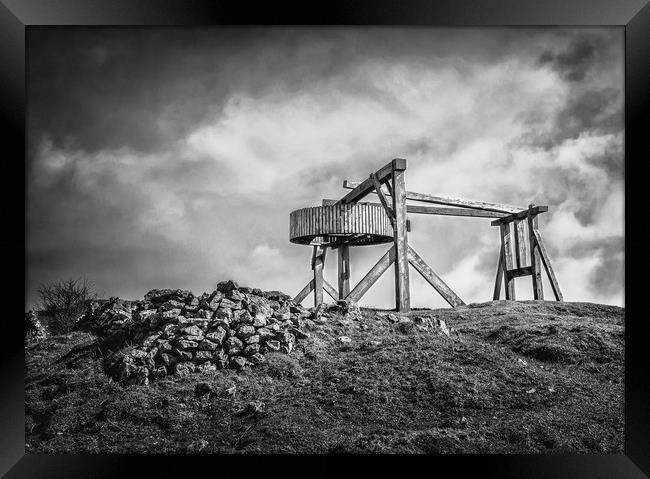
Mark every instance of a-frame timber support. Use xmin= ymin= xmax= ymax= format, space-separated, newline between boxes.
xmin=491 ymin=205 xmax=563 ymax=301
xmin=291 ymin=158 xmax=564 ymax=311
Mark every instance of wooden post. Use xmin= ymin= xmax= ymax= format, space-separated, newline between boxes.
xmin=500 ymin=222 xmax=515 ymax=300
xmin=493 ymin=247 xmax=504 ymax=300
xmin=313 ymin=245 xmax=325 ymax=307
xmin=391 ymin=159 xmax=410 ymax=312
xmin=338 ymin=244 xmax=350 ymax=300
xmin=531 ymin=228 xmax=564 ymax=301
xmin=527 ymin=207 xmax=544 ymax=300
xmin=513 ymin=219 xmax=527 ymax=268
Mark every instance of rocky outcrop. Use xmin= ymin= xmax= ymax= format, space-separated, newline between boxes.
xmin=82 ymin=281 xmax=312 ymax=385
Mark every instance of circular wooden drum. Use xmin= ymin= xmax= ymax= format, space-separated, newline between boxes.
xmin=289 ymin=202 xmax=394 ymax=246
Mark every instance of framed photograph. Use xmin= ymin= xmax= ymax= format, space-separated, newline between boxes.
xmin=3 ymin=0 xmax=648 ymax=476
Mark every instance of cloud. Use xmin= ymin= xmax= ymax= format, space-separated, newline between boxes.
xmin=26 ymin=27 xmax=624 ymax=309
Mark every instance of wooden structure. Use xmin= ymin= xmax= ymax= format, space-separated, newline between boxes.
xmin=491 ymin=205 xmax=563 ymax=301
xmin=289 ymin=158 xmax=562 ymax=312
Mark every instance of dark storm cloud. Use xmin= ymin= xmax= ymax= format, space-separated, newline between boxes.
xmin=518 ymin=87 xmax=622 ymax=150
xmin=27 ymin=26 xmax=556 ymax=159
xmin=26 ymin=27 xmax=624 ymax=308
xmin=538 ymin=36 xmax=600 ymax=82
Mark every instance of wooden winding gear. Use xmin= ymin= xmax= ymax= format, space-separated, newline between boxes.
xmin=289 ymin=158 xmax=562 ymax=312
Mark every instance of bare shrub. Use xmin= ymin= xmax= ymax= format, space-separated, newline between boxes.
xmin=37 ymin=277 xmax=98 ymax=334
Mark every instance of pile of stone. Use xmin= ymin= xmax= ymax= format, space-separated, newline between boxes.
xmin=82 ymin=280 xmax=313 ymax=385
xmin=25 ymin=310 xmax=48 ymax=344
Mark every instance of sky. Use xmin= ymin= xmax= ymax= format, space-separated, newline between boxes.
xmin=26 ymin=27 xmax=624 ymax=309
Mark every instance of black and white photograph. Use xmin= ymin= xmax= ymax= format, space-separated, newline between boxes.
xmin=24 ymin=26 xmax=625 ymax=454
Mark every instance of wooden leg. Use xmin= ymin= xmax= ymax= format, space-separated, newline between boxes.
xmin=493 ymin=246 xmax=504 ymax=300
xmin=407 ymin=246 xmax=465 ymax=307
xmin=338 ymin=244 xmax=350 ymax=300
xmin=392 ymin=161 xmax=410 ymax=312
xmin=527 ymin=209 xmax=544 ymax=300
xmin=531 ymin=228 xmax=564 ymax=301
xmin=313 ymin=245 xmax=324 ymax=307
xmin=500 ymin=223 xmax=515 ymax=300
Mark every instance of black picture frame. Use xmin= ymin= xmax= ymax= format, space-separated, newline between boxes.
xmin=2 ymin=0 xmax=648 ymax=476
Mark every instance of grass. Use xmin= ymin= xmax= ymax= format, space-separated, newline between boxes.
xmin=25 ymin=300 xmax=624 ymax=454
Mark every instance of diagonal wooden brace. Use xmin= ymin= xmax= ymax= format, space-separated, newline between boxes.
xmin=407 ymin=246 xmax=465 ymax=307
xmin=345 ymin=246 xmax=396 ymax=303
xmin=370 ymin=172 xmax=395 ymax=228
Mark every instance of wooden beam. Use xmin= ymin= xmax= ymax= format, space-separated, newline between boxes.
xmin=337 ymin=159 xmax=406 ymax=205
xmin=531 ymin=228 xmax=564 ymax=301
xmin=392 ymin=165 xmax=411 ymax=312
xmin=500 ymin=223 xmax=515 ymax=300
xmin=323 ymin=279 xmax=338 ymax=301
xmin=313 ymin=245 xmax=325 ymax=307
xmin=337 ymin=244 xmax=350 ymax=300
xmin=491 ymin=206 xmax=549 ymax=226
xmin=513 ymin=219 xmax=528 ymax=268
xmin=493 ymin=247 xmax=504 ymax=300
xmin=346 ymin=246 xmax=396 ymax=303
xmin=506 ymin=266 xmax=533 ymax=278
xmin=528 ymin=208 xmax=544 ymax=300
xmin=294 ymin=279 xmax=314 ymax=304
xmin=406 ymin=204 xmax=508 ymax=218
xmin=343 ymin=181 xmax=522 ymax=213
xmin=407 ymin=246 xmax=465 ymax=308
xmin=370 ymin=172 xmax=395 ymax=226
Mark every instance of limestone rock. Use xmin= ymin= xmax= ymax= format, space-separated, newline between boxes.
xmin=216 ymin=280 xmax=239 ymax=293
xmin=236 ymin=324 xmax=256 ymax=339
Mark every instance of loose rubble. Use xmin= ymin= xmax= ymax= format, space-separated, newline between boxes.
xmin=78 ymin=281 xmax=314 ymax=385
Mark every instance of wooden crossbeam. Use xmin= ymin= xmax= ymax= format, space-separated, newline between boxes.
xmin=346 ymin=246 xmax=396 ymax=303
xmin=323 ymin=279 xmax=338 ymax=301
xmin=406 ymin=204 xmax=508 ymax=218
xmin=343 ymin=180 xmax=522 ymax=213
xmin=294 ymin=279 xmax=314 ymax=304
xmin=407 ymin=246 xmax=465 ymax=308
xmin=531 ymin=228 xmax=564 ymax=301
xmin=506 ymin=266 xmax=533 ymax=278
xmin=491 ymin=206 xmax=548 ymax=226
xmin=338 ymin=159 xmax=406 ymax=205
xmin=343 ymin=201 xmax=507 ymax=218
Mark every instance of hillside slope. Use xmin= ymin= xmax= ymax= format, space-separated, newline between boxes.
xmin=25 ymin=299 xmax=624 ymax=454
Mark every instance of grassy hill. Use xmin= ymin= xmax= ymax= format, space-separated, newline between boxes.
xmin=25 ymin=300 xmax=624 ymax=454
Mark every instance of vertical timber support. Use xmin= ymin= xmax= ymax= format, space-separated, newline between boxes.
xmin=391 ymin=159 xmax=410 ymax=312
xmin=527 ymin=206 xmax=544 ymax=300
xmin=313 ymin=245 xmax=325 ymax=307
xmin=500 ymin=223 xmax=515 ymax=300
xmin=513 ymin=219 xmax=528 ymax=268
xmin=493 ymin=247 xmax=504 ymax=300
xmin=338 ymin=244 xmax=350 ymax=300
